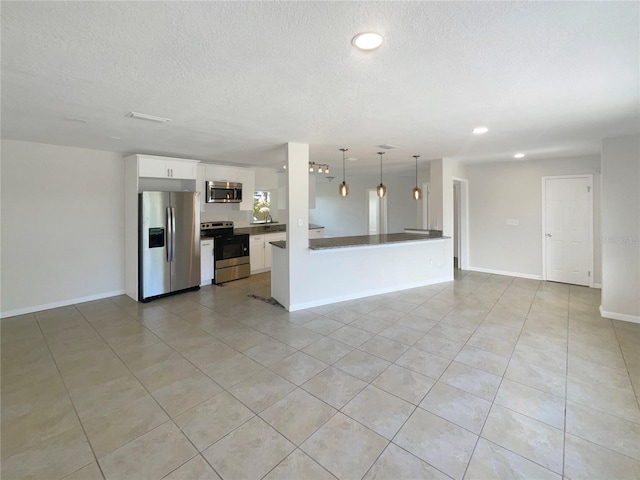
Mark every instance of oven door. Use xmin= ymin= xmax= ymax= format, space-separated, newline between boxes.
xmin=214 ymin=234 xmax=249 ymax=268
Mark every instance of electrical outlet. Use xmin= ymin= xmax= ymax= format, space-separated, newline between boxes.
xmin=506 ymin=219 xmax=519 ymax=226
xmin=297 ymin=219 xmax=303 ymax=227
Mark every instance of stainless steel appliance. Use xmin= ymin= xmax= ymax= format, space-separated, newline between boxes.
xmin=205 ymin=181 xmax=243 ymax=203
xmin=139 ymin=191 xmax=200 ymax=302
xmin=200 ymin=221 xmax=250 ymax=284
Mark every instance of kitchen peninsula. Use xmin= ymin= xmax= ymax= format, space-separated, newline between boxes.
xmin=271 ymin=231 xmax=452 ymax=311
xmin=270 ymin=230 xmax=444 ymax=250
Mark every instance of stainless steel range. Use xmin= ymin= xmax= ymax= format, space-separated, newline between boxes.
xmin=200 ymin=221 xmax=250 ymax=284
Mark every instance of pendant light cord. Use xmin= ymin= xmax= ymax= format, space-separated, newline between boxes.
xmin=340 ymin=148 xmax=348 ymax=183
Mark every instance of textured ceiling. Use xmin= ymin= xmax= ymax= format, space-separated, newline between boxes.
xmin=2 ymin=1 xmax=638 ymax=172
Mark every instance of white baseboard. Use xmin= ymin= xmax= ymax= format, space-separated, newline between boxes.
xmin=1 ymin=289 xmax=126 ymax=319
xmin=599 ymin=306 xmax=640 ymax=324
xmin=593 ymin=283 xmax=602 ymax=289
xmin=466 ymin=266 xmax=543 ymax=281
xmin=287 ymin=276 xmax=454 ymax=312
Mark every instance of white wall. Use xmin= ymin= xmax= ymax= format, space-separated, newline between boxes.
xmin=310 ymin=172 xmax=425 ymax=237
xmin=272 ymin=143 xmax=310 ymax=308
xmin=464 ymin=155 xmax=602 ymax=282
xmin=601 ymin=135 xmax=640 ymax=322
xmin=1 ymin=140 xmax=125 ymax=317
xmin=274 ymin=239 xmax=453 ymax=311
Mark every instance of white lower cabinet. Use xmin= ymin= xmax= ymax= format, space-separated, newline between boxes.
xmin=309 ymin=228 xmax=324 ymax=239
xmin=250 ymin=232 xmax=286 ymax=273
xmin=264 ymin=232 xmax=286 ymax=269
xmin=250 ymin=235 xmax=265 ymax=273
xmin=200 ymin=239 xmax=214 ymax=286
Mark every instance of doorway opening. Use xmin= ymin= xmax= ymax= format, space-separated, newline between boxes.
xmin=367 ymin=189 xmax=388 ymax=234
xmin=453 ymin=178 xmax=469 ymax=270
xmin=421 ymin=182 xmax=430 ymax=229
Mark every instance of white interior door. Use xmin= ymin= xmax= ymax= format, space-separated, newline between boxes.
xmin=544 ymin=176 xmax=592 ymax=286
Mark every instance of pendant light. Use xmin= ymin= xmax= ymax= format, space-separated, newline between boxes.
xmin=339 ymin=148 xmax=349 ymax=197
xmin=377 ymin=151 xmax=386 ymax=197
xmin=412 ymin=155 xmax=422 ymax=200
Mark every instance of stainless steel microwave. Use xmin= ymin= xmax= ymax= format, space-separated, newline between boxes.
xmin=205 ymin=181 xmax=243 ymax=203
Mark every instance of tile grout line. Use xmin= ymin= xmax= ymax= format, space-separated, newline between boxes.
xmin=32 ymin=306 xmax=107 ymax=480
xmin=610 ymin=321 xmax=640 ymax=410
xmin=72 ymin=299 xmax=226 ymax=479
xmin=459 ymin=274 xmax=520 ymax=480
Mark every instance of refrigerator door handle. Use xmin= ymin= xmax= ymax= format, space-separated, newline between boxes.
xmin=166 ymin=207 xmax=172 ymax=262
xmin=170 ymin=206 xmax=177 ymax=262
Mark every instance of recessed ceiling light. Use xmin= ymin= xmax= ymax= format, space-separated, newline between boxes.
xmin=127 ymin=111 xmax=172 ymax=123
xmin=514 ymin=153 xmax=525 ymax=159
xmin=346 ymin=157 xmax=358 ymax=162
xmin=352 ymin=32 xmax=384 ymax=51
xmin=378 ymin=144 xmax=398 ymax=150
xmin=472 ymin=126 xmax=489 ymax=135
xmin=108 ymin=136 xmax=121 ymax=140
xmin=64 ymin=117 xmax=87 ymax=123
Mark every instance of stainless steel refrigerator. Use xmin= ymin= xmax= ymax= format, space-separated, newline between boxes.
xmin=139 ymin=191 xmax=200 ymax=302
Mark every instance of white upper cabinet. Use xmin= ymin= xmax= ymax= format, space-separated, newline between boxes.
xmin=206 ymin=164 xmax=236 ymax=183
xmin=236 ymin=168 xmax=255 ymax=211
xmin=205 ymin=163 xmax=255 ymax=211
xmin=137 ymin=155 xmax=198 ymax=180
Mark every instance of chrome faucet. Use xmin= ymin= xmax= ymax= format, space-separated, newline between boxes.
xmin=265 ymin=214 xmax=273 ymax=223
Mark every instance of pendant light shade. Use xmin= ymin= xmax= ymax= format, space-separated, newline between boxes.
xmin=377 ymin=151 xmax=386 ymax=197
xmin=412 ymin=155 xmax=422 ymax=200
xmin=339 ymin=148 xmax=349 ymax=197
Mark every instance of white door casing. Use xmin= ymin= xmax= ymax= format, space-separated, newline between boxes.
xmin=452 ymin=178 xmax=469 ymax=270
xmin=367 ymin=189 xmax=388 ymax=235
xmin=542 ymin=175 xmax=593 ymax=287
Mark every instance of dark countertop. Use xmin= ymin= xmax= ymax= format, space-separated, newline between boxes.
xmin=270 ymin=231 xmax=447 ymax=250
xmin=404 ymin=228 xmax=444 ymax=235
xmin=235 ymin=224 xmax=324 ymax=235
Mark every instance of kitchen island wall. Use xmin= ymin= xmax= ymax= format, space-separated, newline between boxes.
xmin=1 ymin=140 xmax=125 ymax=317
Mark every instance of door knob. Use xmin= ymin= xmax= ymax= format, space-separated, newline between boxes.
xmin=546 ymin=233 xmax=552 ymax=237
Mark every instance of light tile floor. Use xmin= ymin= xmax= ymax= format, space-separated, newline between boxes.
xmin=2 ymin=271 xmax=640 ymax=479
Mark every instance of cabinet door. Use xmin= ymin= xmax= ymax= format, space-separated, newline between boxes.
xmin=309 ymin=228 xmax=324 ymax=239
xmin=237 ymin=168 xmax=255 ymax=211
xmin=206 ymin=164 xmax=237 ymax=182
xmin=138 ymin=156 xmax=198 ymax=179
xmin=138 ymin=158 xmax=168 ymax=178
xmin=264 ymin=232 xmax=286 ymax=269
xmin=250 ymin=235 xmax=265 ymax=273
xmin=200 ymin=240 xmax=214 ymax=286
xmin=167 ymin=160 xmax=197 ymax=180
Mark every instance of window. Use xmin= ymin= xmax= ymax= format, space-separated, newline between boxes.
xmin=253 ymin=191 xmax=271 ymax=222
